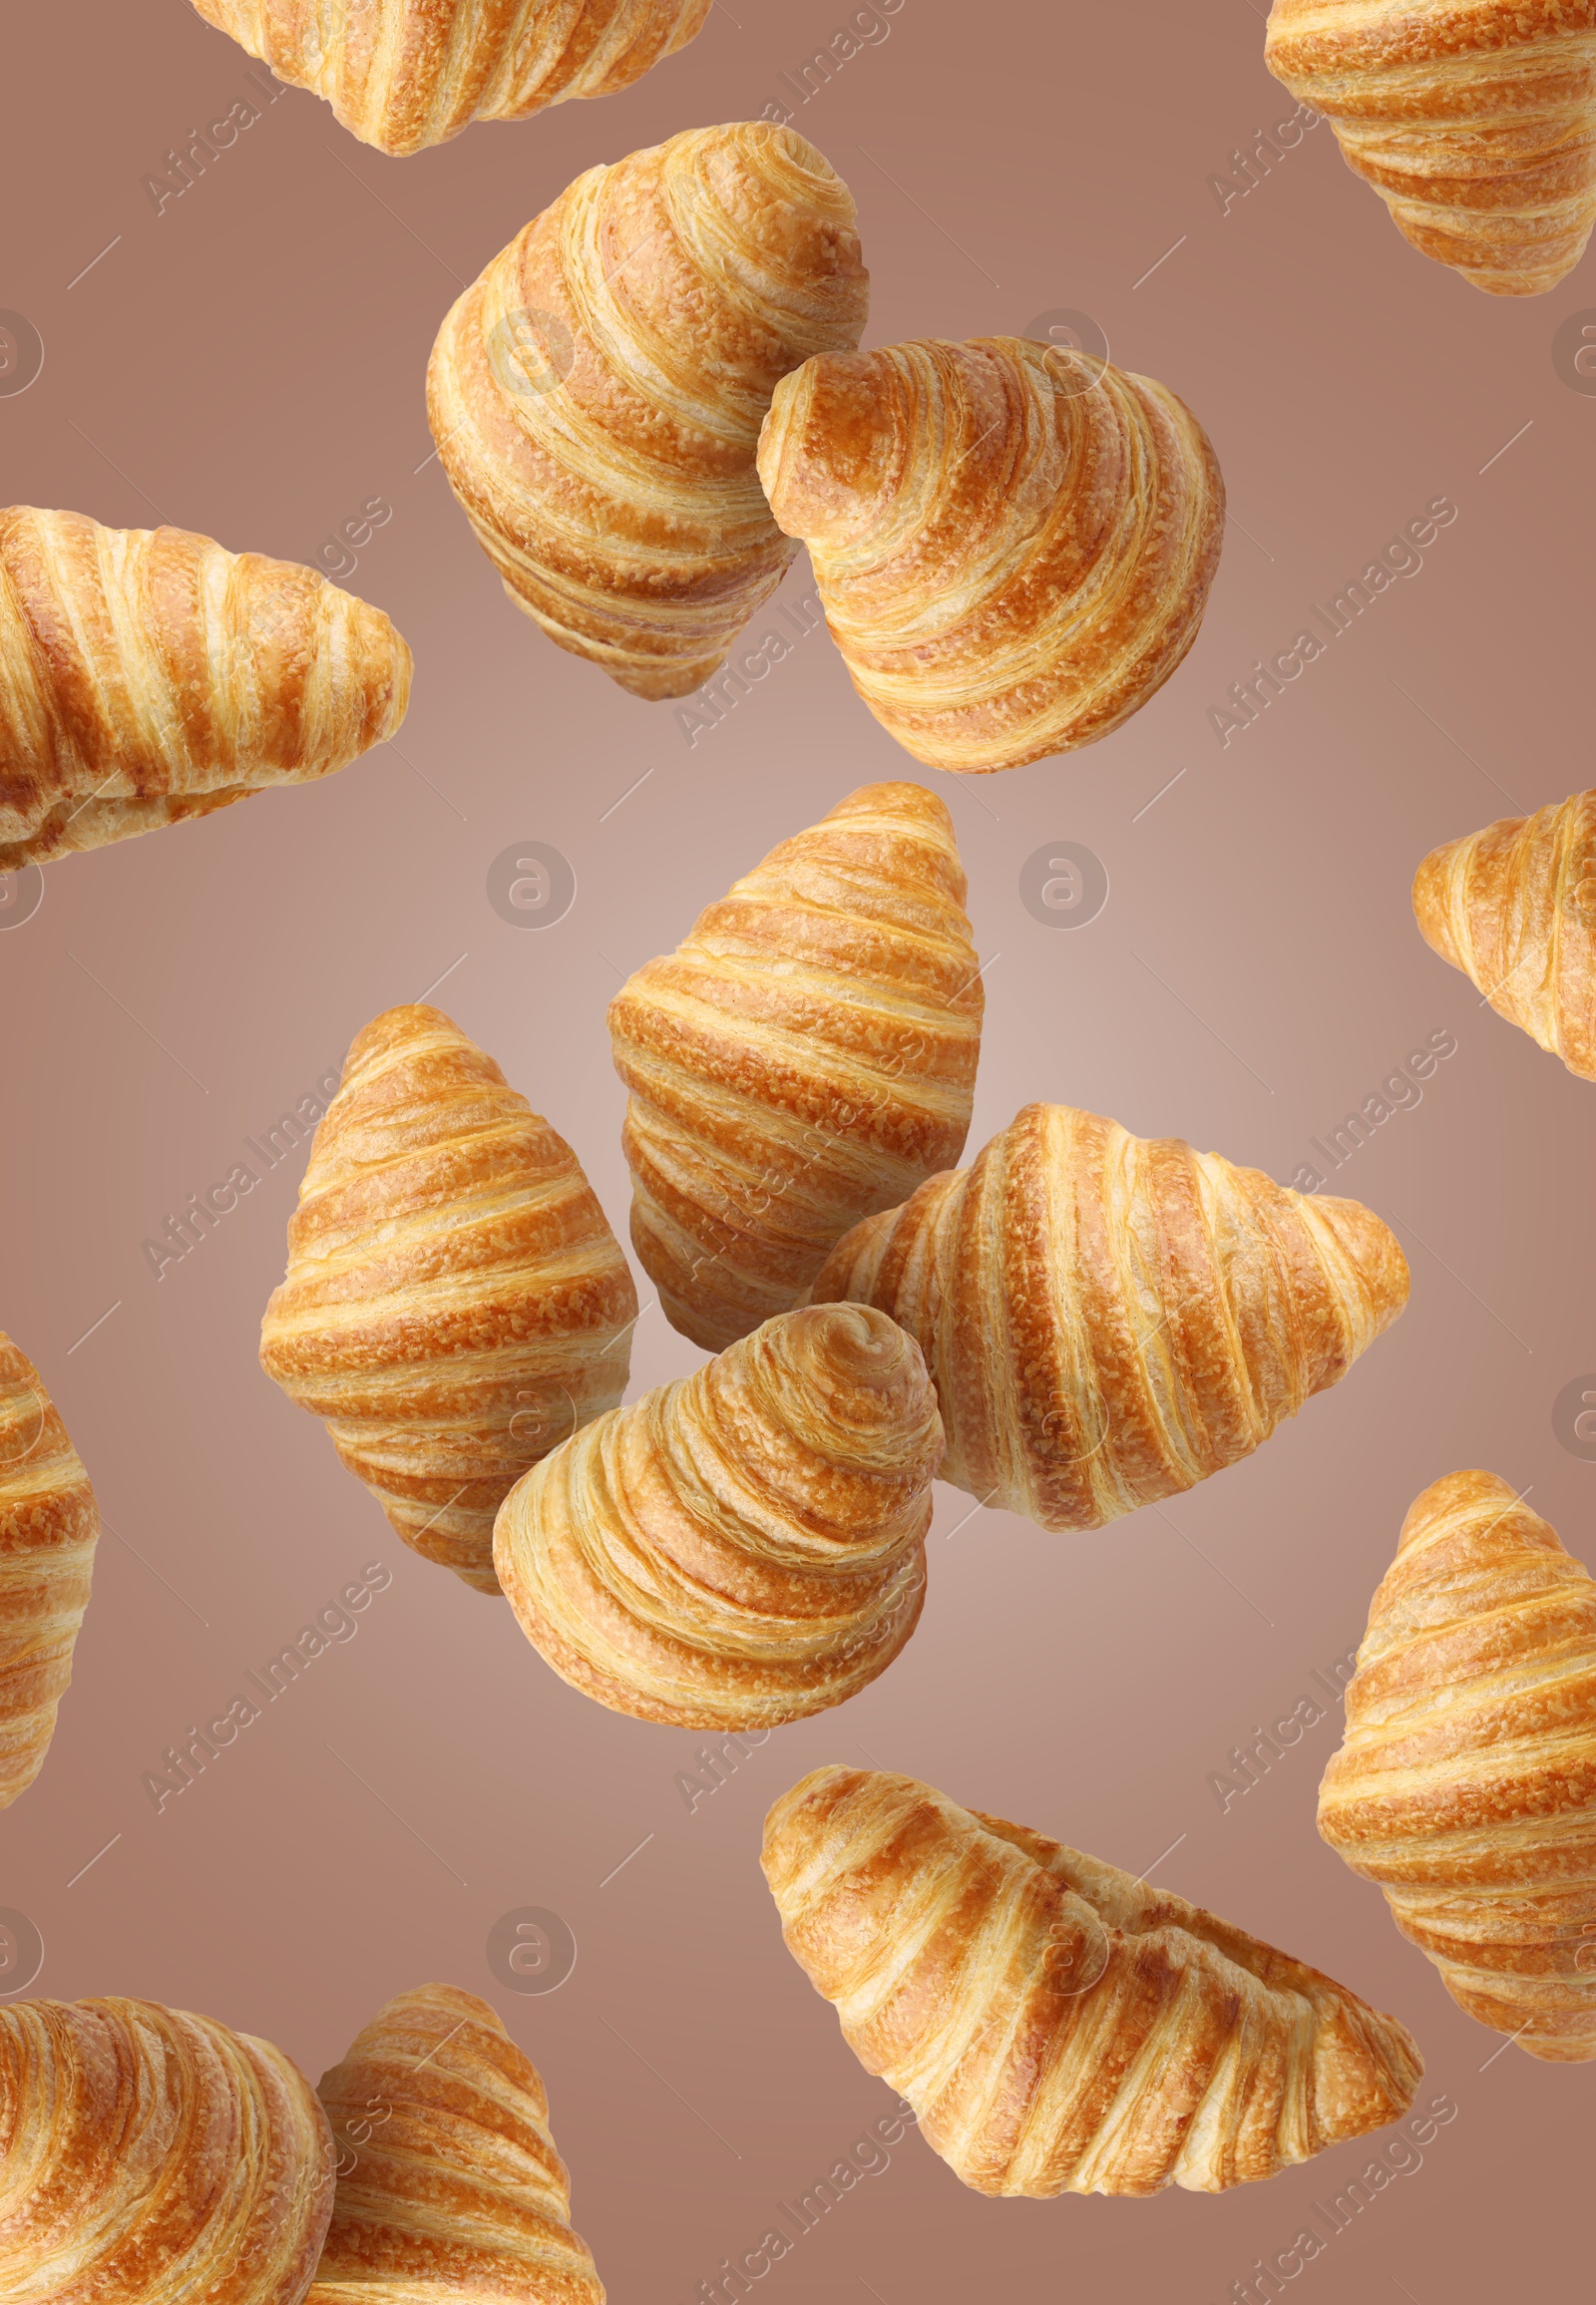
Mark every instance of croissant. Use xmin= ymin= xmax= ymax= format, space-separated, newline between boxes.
xmin=1264 ymin=2 xmax=1596 ymax=295
xmin=259 ymin=1003 xmax=637 ymax=1595
xmin=0 ymin=1333 xmax=98 ymax=1810
xmin=755 ymin=335 xmax=1225 ymax=773
xmin=1319 ymin=1471 xmax=1596 ymax=2062
xmin=426 ymin=122 xmax=869 ymax=699
xmin=607 ymin=782 xmax=983 ymax=1353
xmin=308 ymin=1984 xmax=602 ymax=2302
xmin=0 ymin=1995 xmax=334 ymax=2304
xmin=493 ymin=1305 xmax=941 ymax=1729
xmin=1413 ymin=786 xmax=1596 ymax=1080
xmin=809 ymin=1101 xmax=1408 ymax=1532
xmin=0 ymin=508 xmax=411 ymax=872
xmin=191 ymin=0 xmax=710 ymax=155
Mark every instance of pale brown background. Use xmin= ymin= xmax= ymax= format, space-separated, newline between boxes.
xmin=2 ymin=3 xmax=1592 ymax=2299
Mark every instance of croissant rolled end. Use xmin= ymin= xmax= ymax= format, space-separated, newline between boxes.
xmin=1308 ymin=1195 xmax=1410 ymax=1345
xmin=759 ymin=354 xmax=893 ymax=550
xmin=1410 ymin=836 xmax=1468 ymax=969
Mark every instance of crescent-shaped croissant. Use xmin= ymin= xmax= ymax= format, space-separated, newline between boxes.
xmin=426 ymin=122 xmax=869 ymax=699
xmin=0 ymin=508 xmax=411 ymax=872
xmin=0 ymin=1333 xmax=98 ymax=1810
xmin=0 ymin=1995 xmax=334 ymax=2304
xmin=1318 ymin=1471 xmax=1596 ymax=2062
xmin=259 ymin=1003 xmax=637 ymax=1595
xmin=493 ymin=1305 xmax=941 ymax=1729
xmin=755 ymin=335 xmax=1225 ymax=773
xmin=1264 ymin=2 xmax=1596 ymax=295
xmin=308 ymin=1984 xmax=602 ymax=2302
xmin=607 ymin=782 xmax=983 ymax=1353
xmin=809 ymin=1102 xmax=1408 ymax=1532
xmin=1413 ymin=786 xmax=1596 ymax=1080
xmin=762 ymin=1766 xmax=1423 ymax=2196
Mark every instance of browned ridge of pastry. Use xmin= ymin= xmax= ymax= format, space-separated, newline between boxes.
xmin=308 ymin=1984 xmax=603 ymax=2302
xmin=0 ymin=1332 xmax=98 ymax=1810
xmin=763 ymin=1766 xmax=1423 ymax=2196
xmin=494 ymin=1305 xmax=942 ymax=1729
xmin=1413 ymin=786 xmax=1596 ymax=1079
xmin=756 ymin=335 xmax=1225 ymax=772
xmin=1265 ymin=1 xmax=1596 ymax=295
xmin=1319 ymin=1471 xmax=1596 ymax=2062
xmin=258 ymin=1004 xmax=637 ymax=1594
xmin=607 ymin=782 xmax=984 ymax=1352
xmin=809 ymin=1101 xmax=1408 ymax=1532
xmin=0 ymin=507 xmax=411 ymax=871
xmin=426 ymin=122 xmax=869 ymax=699
xmin=0 ymin=1996 xmax=334 ymax=2304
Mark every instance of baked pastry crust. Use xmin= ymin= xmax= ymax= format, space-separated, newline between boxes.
xmin=0 ymin=1332 xmax=98 ymax=1810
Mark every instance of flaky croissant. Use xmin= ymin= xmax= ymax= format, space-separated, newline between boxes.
xmin=494 ymin=1305 xmax=941 ymax=1729
xmin=259 ymin=1003 xmax=637 ymax=1595
xmin=309 ymin=1984 xmax=602 ymax=2302
xmin=0 ymin=1995 xmax=334 ymax=2304
xmin=1319 ymin=1471 xmax=1596 ymax=2062
xmin=809 ymin=1101 xmax=1408 ymax=1532
xmin=1265 ymin=2 xmax=1596 ymax=295
xmin=756 ymin=335 xmax=1225 ymax=773
xmin=607 ymin=782 xmax=983 ymax=1352
xmin=763 ymin=1766 xmax=1423 ymax=2196
xmin=0 ymin=508 xmax=411 ymax=872
xmin=0 ymin=1333 xmax=98 ymax=1810
xmin=426 ymin=122 xmax=869 ymax=699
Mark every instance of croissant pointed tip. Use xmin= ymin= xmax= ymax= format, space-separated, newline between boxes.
xmin=1306 ymin=1195 xmax=1410 ymax=1338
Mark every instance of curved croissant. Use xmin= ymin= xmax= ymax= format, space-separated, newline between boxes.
xmin=1413 ymin=786 xmax=1596 ymax=1080
xmin=1265 ymin=2 xmax=1596 ymax=295
xmin=259 ymin=1004 xmax=637 ymax=1595
xmin=1319 ymin=1471 xmax=1596 ymax=2062
xmin=756 ymin=335 xmax=1225 ymax=773
xmin=426 ymin=122 xmax=869 ymax=699
xmin=809 ymin=1102 xmax=1408 ymax=1532
xmin=607 ymin=782 xmax=983 ymax=1352
xmin=763 ymin=1766 xmax=1422 ymax=2196
xmin=0 ymin=508 xmax=411 ymax=872
xmin=309 ymin=1984 xmax=602 ymax=2302
xmin=192 ymin=0 xmax=709 ymax=155
xmin=494 ymin=1305 xmax=941 ymax=1729
xmin=0 ymin=1995 xmax=334 ymax=2304
xmin=0 ymin=1334 xmax=98 ymax=1810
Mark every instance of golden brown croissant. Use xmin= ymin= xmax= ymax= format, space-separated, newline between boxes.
xmin=426 ymin=123 xmax=869 ymax=699
xmin=0 ymin=1333 xmax=98 ymax=1810
xmin=763 ymin=1765 xmax=1423 ymax=2196
xmin=809 ymin=1101 xmax=1408 ymax=1532
xmin=493 ymin=1305 xmax=941 ymax=1729
xmin=309 ymin=1984 xmax=602 ymax=2302
xmin=1413 ymin=786 xmax=1596 ymax=1079
xmin=192 ymin=0 xmax=709 ymax=155
xmin=607 ymin=782 xmax=983 ymax=1353
xmin=259 ymin=1003 xmax=637 ymax=1595
xmin=1319 ymin=1471 xmax=1596 ymax=2062
xmin=0 ymin=1995 xmax=334 ymax=2304
xmin=0 ymin=508 xmax=411 ymax=872
xmin=755 ymin=335 xmax=1225 ymax=773
xmin=1264 ymin=2 xmax=1596 ymax=295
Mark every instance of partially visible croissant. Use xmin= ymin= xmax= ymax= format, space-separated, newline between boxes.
xmin=763 ymin=1766 xmax=1423 ymax=2196
xmin=0 ymin=1333 xmax=98 ymax=1809
xmin=756 ymin=335 xmax=1224 ymax=772
xmin=0 ymin=508 xmax=411 ymax=872
xmin=1319 ymin=1471 xmax=1596 ymax=2062
xmin=259 ymin=1004 xmax=637 ymax=1595
xmin=809 ymin=1102 xmax=1408 ymax=1531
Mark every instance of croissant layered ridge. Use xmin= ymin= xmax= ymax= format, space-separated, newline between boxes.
xmin=0 ymin=1333 xmax=98 ymax=1810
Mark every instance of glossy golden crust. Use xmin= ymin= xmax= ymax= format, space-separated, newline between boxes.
xmin=809 ymin=1102 xmax=1408 ymax=1532
xmin=607 ymin=782 xmax=983 ymax=1352
xmin=0 ymin=508 xmax=411 ymax=871
xmin=426 ymin=123 xmax=869 ymax=698
xmin=1265 ymin=1 xmax=1596 ymax=294
xmin=756 ymin=336 xmax=1225 ymax=773
xmin=763 ymin=1766 xmax=1422 ymax=2197
xmin=494 ymin=1305 xmax=941 ymax=1729
xmin=0 ymin=1335 xmax=98 ymax=1811
xmin=259 ymin=1004 xmax=637 ymax=1595
xmin=1319 ymin=1471 xmax=1596 ymax=2061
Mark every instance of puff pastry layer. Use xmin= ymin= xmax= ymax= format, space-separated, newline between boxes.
xmin=0 ymin=1333 xmax=98 ymax=1811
